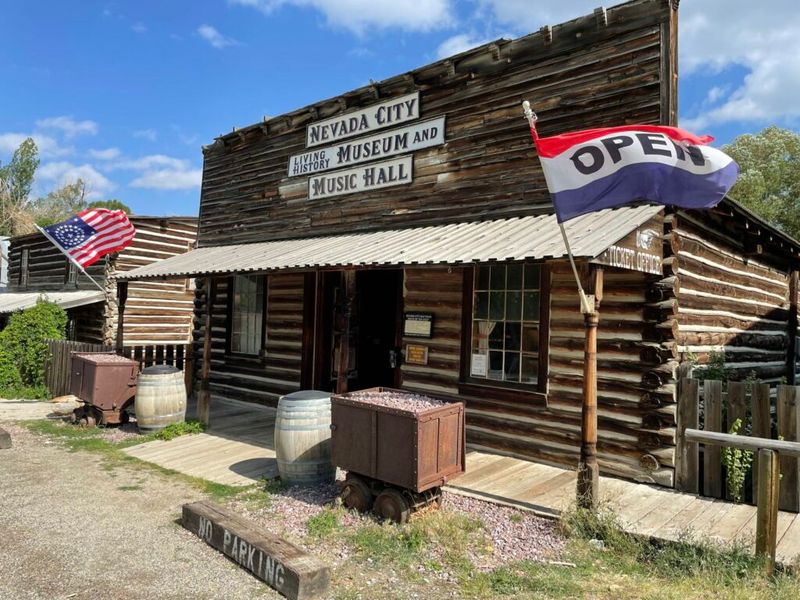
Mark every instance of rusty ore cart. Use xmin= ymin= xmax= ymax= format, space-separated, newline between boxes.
xmin=69 ymin=353 xmax=139 ymax=426
xmin=331 ymin=387 xmax=465 ymax=522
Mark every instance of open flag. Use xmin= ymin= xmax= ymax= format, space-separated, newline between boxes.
xmin=39 ymin=209 xmax=136 ymax=268
xmin=528 ymin=123 xmax=739 ymax=222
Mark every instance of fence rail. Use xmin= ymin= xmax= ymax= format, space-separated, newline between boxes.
xmin=676 ymin=377 xmax=800 ymax=512
xmin=44 ymin=339 xmax=194 ymax=399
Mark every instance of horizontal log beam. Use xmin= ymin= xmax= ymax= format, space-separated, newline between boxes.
xmin=684 ymin=428 xmax=800 ymax=457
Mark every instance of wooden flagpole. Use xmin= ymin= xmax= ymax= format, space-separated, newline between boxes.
xmin=522 ymin=101 xmax=600 ymax=509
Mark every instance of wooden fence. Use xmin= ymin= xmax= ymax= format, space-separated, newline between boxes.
xmin=676 ymin=378 xmax=800 ymax=512
xmin=45 ymin=339 xmax=194 ymax=398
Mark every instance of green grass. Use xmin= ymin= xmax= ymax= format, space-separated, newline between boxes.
xmin=154 ymin=419 xmax=205 ymax=441
xmin=22 ymin=419 xmax=245 ymax=503
xmin=306 ymin=507 xmax=341 ymax=538
xmin=0 ymin=384 xmax=49 ymax=400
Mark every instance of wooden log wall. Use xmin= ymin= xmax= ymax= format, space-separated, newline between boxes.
xmin=111 ymin=217 xmax=198 ymax=345
xmin=399 ymin=267 xmax=463 ymax=396
xmin=669 ymin=212 xmax=793 ymax=384
xmin=7 ymin=234 xmax=107 ymax=292
xmin=193 ymin=273 xmax=305 ymax=407
xmin=464 ymin=260 xmax=677 ymax=487
xmin=197 ymin=0 xmax=675 ymax=247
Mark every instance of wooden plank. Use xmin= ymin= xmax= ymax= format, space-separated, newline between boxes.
xmin=777 ymin=385 xmax=800 ymax=512
xmin=752 ymin=383 xmax=772 ymax=500
xmin=703 ymin=380 xmax=723 ymax=498
xmin=181 ymin=501 xmax=330 ymax=600
xmin=676 ymin=377 xmax=699 ymax=493
xmin=776 ymin=513 xmax=800 ymax=564
xmin=756 ymin=448 xmax=780 ymax=575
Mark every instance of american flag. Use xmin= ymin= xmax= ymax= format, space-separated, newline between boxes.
xmin=41 ymin=209 xmax=136 ymax=268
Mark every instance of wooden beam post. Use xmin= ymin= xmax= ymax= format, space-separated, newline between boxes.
xmin=676 ymin=377 xmax=700 ymax=493
xmin=335 ymin=271 xmax=356 ymax=395
xmin=755 ymin=448 xmax=780 ymax=576
xmin=198 ymin=277 xmax=215 ymax=426
xmin=115 ymin=280 xmax=128 ymax=354
xmin=577 ymin=267 xmax=602 ymax=509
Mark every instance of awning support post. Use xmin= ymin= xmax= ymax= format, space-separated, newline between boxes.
xmin=577 ymin=266 xmax=602 ymax=510
xmin=198 ymin=277 xmax=215 ymax=426
xmin=335 ymin=271 xmax=357 ymax=395
xmin=115 ymin=280 xmax=128 ymax=354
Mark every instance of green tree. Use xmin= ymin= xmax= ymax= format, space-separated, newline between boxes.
xmin=722 ymin=126 xmax=800 ymax=238
xmin=86 ymin=199 xmax=132 ymax=214
xmin=0 ymin=138 xmax=39 ymax=236
xmin=30 ymin=178 xmax=89 ymax=227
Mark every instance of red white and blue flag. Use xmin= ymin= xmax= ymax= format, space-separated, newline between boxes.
xmin=530 ymin=124 xmax=739 ymax=223
xmin=40 ymin=209 xmax=136 ymax=268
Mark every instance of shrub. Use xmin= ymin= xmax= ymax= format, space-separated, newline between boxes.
xmin=0 ymin=299 xmax=67 ymax=388
xmin=0 ymin=347 xmax=23 ymax=389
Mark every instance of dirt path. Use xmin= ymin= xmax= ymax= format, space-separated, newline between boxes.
xmin=0 ymin=422 xmax=278 ymax=600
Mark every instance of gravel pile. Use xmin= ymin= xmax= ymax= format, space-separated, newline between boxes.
xmin=342 ymin=390 xmax=446 ymax=413
xmin=443 ymin=492 xmax=564 ymax=568
xmin=73 ymin=353 xmax=137 ymax=364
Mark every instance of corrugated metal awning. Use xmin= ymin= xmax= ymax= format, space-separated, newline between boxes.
xmin=118 ymin=205 xmax=663 ymax=281
xmin=0 ymin=290 xmax=105 ymax=314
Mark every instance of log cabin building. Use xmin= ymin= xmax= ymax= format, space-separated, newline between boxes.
xmin=0 ymin=216 xmax=198 ymax=346
xmin=118 ymin=0 xmax=800 ymax=489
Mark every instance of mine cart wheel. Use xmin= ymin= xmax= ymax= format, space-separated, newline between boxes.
xmin=340 ymin=476 xmax=373 ymax=512
xmin=374 ymin=488 xmax=411 ymax=524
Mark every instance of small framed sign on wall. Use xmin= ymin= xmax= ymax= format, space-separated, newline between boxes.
xmin=403 ymin=312 xmax=433 ymax=338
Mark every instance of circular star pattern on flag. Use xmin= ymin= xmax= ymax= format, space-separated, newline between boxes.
xmin=53 ymin=223 xmax=88 ymax=246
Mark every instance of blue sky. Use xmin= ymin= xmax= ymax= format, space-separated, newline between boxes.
xmin=2 ymin=0 xmax=798 ymax=217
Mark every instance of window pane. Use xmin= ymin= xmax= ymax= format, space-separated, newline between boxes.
xmin=477 ymin=266 xmax=490 ymax=290
xmin=523 ymin=291 xmax=540 ymax=321
xmin=522 ymin=325 xmax=539 ymax=353
xmin=488 ymin=351 xmax=503 ymax=380
xmin=489 ymin=292 xmax=505 ymax=320
xmin=231 ymin=275 xmax=265 ymax=355
xmin=507 ymin=264 xmax=522 ymax=290
xmin=490 ymin=265 xmax=505 ymax=290
xmin=505 ymin=322 xmax=521 ymax=352
xmin=521 ymin=355 xmax=538 ymax=384
xmin=474 ymin=292 xmax=489 ymax=319
xmin=504 ymin=352 xmax=520 ymax=382
xmin=524 ymin=264 xmax=540 ymax=289
xmin=506 ymin=290 xmax=521 ymax=321
xmin=474 ymin=321 xmax=492 ymax=352
xmin=488 ymin=323 xmax=503 ymax=350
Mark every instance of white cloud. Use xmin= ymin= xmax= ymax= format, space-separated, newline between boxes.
xmin=88 ymin=147 xmax=121 ymax=160
xmin=37 ymin=161 xmax=116 ymax=199
xmin=0 ymin=132 xmax=74 ymax=158
xmin=35 ymin=115 xmax=98 ymax=138
xmin=131 ymin=22 xmax=147 ymax=33
xmin=110 ymin=154 xmax=188 ymax=171
xmin=197 ymin=24 xmax=239 ymax=49
xmin=229 ymin=0 xmax=455 ymax=35
xmin=436 ymin=33 xmax=492 ymax=59
xmin=132 ymin=128 xmax=158 ymax=141
xmin=130 ymin=168 xmax=202 ymax=190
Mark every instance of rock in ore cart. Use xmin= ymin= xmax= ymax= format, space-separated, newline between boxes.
xmin=331 ymin=388 xmax=465 ymax=523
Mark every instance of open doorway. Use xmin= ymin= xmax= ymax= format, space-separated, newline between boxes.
xmin=315 ymin=269 xmax=403 ymax=392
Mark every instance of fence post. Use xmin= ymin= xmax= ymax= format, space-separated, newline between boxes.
xmin=752 ymin=383 xmax=772 ymax=501
xmin=704 ymin=380 xmax=723 ymax=498
xmin=778 ymin=385 xmax=800 ymax=511
xmin=755 ymin=448 xmax=780 ymax=576
xmin=676 ymin=377 xmax=699 ymax=493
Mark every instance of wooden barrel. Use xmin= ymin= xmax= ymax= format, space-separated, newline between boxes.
xmin=135 ymin=365 xmax=187 ymax=433
xmin=275 ymin=390 xmax=335 ymax=486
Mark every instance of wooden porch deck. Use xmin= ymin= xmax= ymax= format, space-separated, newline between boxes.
xmin=121 ymin=397 xmax=800 ymax=564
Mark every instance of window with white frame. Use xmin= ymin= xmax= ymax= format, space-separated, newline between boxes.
xmin=230 ymin=274 xmax=265 ymax=355
xmin=470 ymin=263 xmax=541 ymax=385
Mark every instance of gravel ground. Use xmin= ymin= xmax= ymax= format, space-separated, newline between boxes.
xmin=0 ymin=422 xmax=277 ymax=600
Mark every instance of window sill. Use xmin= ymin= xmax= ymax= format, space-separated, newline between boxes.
xmin=458 ymin=381 xmax=548 ymax=407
